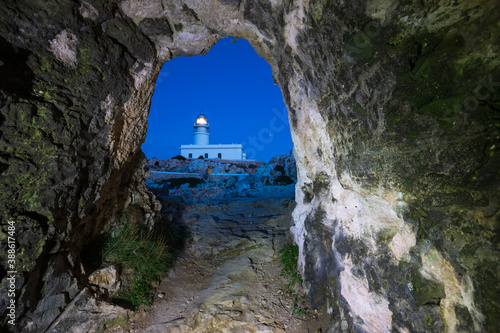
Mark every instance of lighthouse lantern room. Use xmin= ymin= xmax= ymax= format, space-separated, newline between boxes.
xmin=193 ymin=111 xmax=210 ymax=145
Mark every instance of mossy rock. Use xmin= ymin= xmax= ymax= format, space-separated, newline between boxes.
xmin=410 ymin=267 xmax=445 ymax=306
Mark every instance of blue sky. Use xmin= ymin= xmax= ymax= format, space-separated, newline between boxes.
xmin=141 ymin=37 xmax=293 ymax=163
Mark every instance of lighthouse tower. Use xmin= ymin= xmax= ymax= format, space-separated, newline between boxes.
xmin=193 ymin=111 xmax=210 ymax=145
xmin=180 ymin=111 xmax=247 ymax=160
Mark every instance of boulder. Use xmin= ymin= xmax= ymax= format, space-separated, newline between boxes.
xmin=212 ymin=165 xmax=225 ymax=174
xmin=225 ymin=176 xmax=238 ymax=188
xmin=269 ymin=151 xmax=297 ymax=181
xmin=188 ymin=159 xmax=207 ymax=173
xmin=254 ymin=165 xmax=275 ymax=185
xmin=146 ymin=158 xmax=165 ymax=169
xmin=88 ymin=265 xmax=120 ymax=291
xmin=235 ymin=182 xmax=250 ymax=196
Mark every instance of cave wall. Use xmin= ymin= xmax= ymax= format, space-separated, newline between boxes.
xmin=0 ymin=0 xmax=498 ymax=332
xmin=287 ymin=1 xmax=500 ymax=332
xmin=0 ymin=1 xmax=161 ymax=330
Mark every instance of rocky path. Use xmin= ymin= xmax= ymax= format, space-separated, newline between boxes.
xmin=108 ymin=197 xmax=328 ymax=333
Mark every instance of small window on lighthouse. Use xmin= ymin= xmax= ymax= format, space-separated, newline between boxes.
xmin=204 ymin=153 xmax=208 ymax=158
xmin=189 ymin=153 xmax=192 ymax=158
xmin=218 ymin=153 xmax=222 ymax=159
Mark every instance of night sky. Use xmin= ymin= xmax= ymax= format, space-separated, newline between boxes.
xmin=141 ymin=37 xmax=293 ymax=163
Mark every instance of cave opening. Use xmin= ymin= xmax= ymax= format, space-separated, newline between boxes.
xmin=143 ymin=36 xmax=293 ymax=162
xmin=83 ymin=36 xmax=303 ymax=316
xmin=143 ymin=37 xmax=297 ymax=199
xmin=112 ymin=36 xmax=312 ymax=324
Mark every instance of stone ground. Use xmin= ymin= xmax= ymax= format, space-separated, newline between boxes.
xmin=106 ymin=192 xmax=329 ymax=333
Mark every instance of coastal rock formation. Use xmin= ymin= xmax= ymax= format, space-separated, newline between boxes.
xmin=145 ymin=156 xmax=296 ymax=199
xmin=0 ymin=0 xmax=498 ymax=332
xmin=269 ymin=150 xmax=297 ymax=181
xmin=146 ymin=157 xmax=265 ymax=174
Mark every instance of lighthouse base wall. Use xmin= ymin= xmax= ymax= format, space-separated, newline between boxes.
xmin=180 ymin=144 xmax=244 ymax=160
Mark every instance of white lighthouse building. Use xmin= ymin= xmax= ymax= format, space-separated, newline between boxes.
xmin=180 ymin=111 xmax=247 ymax=160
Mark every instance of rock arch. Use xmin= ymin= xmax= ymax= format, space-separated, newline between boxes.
xmin=0 ymin=0 xmax=498 ymax=332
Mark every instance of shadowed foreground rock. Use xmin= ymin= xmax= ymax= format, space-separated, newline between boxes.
xmin=0 ymin=0 xmax=498 ymax=332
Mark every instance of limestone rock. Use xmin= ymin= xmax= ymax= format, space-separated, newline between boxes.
xmin=225 ymin=176 xmax=238 ymax=188
xmin=269 ymin=150 xmax=297 ymax=181
xmin=88 ymin=265 xmax=119 ymax=290
xmin=187 ymin=159 xmax=206 ymax=173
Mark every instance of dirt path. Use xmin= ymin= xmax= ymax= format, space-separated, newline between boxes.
xmin=108 ymin=197 xmax=328 ymax=333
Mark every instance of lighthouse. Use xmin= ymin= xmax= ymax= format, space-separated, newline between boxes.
xmin=180 ymin=111 xmax=248 ymax=160
xmin=193 ymin=111 xmax=210 ymax=145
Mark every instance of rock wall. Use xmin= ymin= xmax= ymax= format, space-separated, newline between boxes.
xmin=0 ymin=0 xmax=498 ymax=332
xmin=286 ymin=1 xmax=500 ymax=332
xmin=0 ymin=1 xmax=161 ymax=330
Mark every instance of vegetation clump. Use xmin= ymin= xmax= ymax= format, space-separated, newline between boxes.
xmin=172 ymin=155 xmax=186 ymax=160
xmin=280 ymin=243 xmax=308 ymax=316
xmin=102 ymin=216 xmax=172 ymax=307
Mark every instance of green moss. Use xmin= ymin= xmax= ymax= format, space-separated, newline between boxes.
xmin=454 ymin=305 xmax=474 ymax=332
xmin=410 ymin=268 xmax=445 ymax=306
xmin=280 ymin=243 xmax=308 ymax=316
xmin=388 ymin=34 xmax=410 ymax=47
xmin=313 ymin=171 xmax=330 ymax=195
xmin=389 ymin=32 xmax=476 ymax=116
xmin=353 ymin=103 xmax=367 ymax=115
xmin=474 ymin=260 xmax=500 ymax=331
xmin=421 ymin=215 xmax=438 ymax=230
xmin=467 ymin=146 xmax=500 ymax=190
xmin=306 ymin=0 xmax=328 ymax=25
xmin=301 ymin=183 xmax=314 ymax=203
xmin=345 ymin=32 xmax=374 ymax=60
xmin=77 ymin=46 xmax=93 ymax=77
xmin=384 ymin=108 xmax=405 ymax=125
xmin=459 ymin=244 xmax=478 ymax=257
xmin=0 ymin=102 xmax=57 ymax=222
xmin=174 ymin=23 xmax=184 ymax=31
xmin=100 ymin=313 xmax=129 ymax=332
xmin=415 ymin=94 xmax=468 ymax=130
xmin=40 ymin=56 xmax=52 ymax=72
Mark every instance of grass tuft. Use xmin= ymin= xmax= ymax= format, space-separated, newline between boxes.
xmin=280 ymin=243 xmax=303 ymax=287
xmin=280 ymin=243 xmax=308 ymax=316
xmin=102 ymin=217 xmax=172 ymax=307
